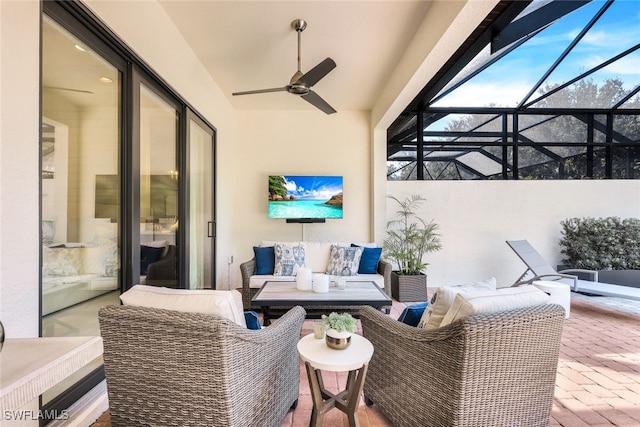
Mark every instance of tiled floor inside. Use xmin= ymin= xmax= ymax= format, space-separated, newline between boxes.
xmin=91 ymin=291 xmax=640 ymax=427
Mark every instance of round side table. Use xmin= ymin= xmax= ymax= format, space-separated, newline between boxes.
xmin=533 ymin=280 xmax=571 ymax=318
xmin=297 ymin=333 xmax=374 ymax=427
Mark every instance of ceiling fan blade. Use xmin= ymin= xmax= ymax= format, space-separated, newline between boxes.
xmin=295 ymin=58 xmax=336 ymax=87
xmin=232 ymin=87 xmax=287 ymax=96
xmin=301 ymin=90 xmax=336 ymax=115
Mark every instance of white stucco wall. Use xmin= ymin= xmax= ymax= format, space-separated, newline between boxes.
xmin=0 ymin=0 xmax=41 ymax=338
xmin=231 ymin=109 xmax=373 ymax=286
xmin=387 ymin=180 xmax=640 ymax=288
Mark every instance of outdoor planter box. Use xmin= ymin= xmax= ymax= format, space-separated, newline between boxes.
xmin=391 ymin=272 xmax=428 ymax=302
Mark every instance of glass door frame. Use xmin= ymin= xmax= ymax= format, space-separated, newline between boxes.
xmin=184 ymin=109 xmax=217 ymax=288
xmin=128 ymin=67 xmax=184 ymax=289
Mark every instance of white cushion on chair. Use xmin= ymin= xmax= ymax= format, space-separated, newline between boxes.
xmin=439 ymin=285 xmax=550 ymax=327
xmin=418 ymin=277 xmax=497 ymax=329
xmin=120 ymin=285 xmax=247 ymax=327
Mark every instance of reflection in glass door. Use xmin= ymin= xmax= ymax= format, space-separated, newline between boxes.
xmin=139 ymin=84 xmax=179 ymax=288
xmin=41 ymin=13 xmax=122 ymax=406
xmin=188 ymin=115 xmax=215 ymax=289
xmin=41 ymin=15 xmax=121 ymax=336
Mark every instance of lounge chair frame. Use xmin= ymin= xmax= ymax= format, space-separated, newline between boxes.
xmin=506 ymin=239 xmax=640 ymax=301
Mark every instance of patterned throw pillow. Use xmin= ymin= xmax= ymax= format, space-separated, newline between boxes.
xmin=326 ymin=245 xmax=363 ymax=276
xmin=101 ymin=245 xmax=119 ymax=277
xmin=273 ymin=243 xmax=305 ymax=276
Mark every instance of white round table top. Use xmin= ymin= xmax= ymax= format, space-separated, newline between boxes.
xmin=297 ymin=333 xmax=374 ymax=372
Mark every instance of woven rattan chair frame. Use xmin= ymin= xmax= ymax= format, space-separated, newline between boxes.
xmin=360 ymin=303 xmax=565 ymax=427
xmin=99 ymin=304 xmax=306 ymax=427
xmin=239 ymin=257 xmax=393 ymax=311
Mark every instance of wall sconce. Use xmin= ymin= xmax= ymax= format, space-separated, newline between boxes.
xmin=169 ymin=169 xmax=179 ymax=182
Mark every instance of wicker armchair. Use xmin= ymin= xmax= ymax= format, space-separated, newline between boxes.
xmin=99 ymin=304 xmax=306 ymax=427
xmin=239 ymin=257 xmax=392 ymax=310
xmin=359 ymin=303 xmax=565 ymax=427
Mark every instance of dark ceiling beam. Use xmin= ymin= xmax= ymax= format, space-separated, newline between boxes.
xmin=388 ymin=0 xmax=529 ymax=134
xmin=492 ymin=1 xmax=591 ymax=52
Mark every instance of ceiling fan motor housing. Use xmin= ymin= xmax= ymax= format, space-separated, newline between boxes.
xmin=292 ymin=19 xmax=307 ymax=32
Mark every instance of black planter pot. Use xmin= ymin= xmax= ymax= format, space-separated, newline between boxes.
xmin=391 ymin=272 xmax=428 ymax=302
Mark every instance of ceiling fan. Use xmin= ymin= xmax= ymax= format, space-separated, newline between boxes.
xmin=232 ymin=19 xmax=337 ymax=114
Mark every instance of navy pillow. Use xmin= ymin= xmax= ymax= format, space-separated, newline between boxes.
xmin=351 ymin=244 xmax=382 ymax=274
xmin=140 ymin=245 xmax=165 ymax=275
xmin=398 ymin=302 xmax=429 ymax=327
xmin=244 ymin=311 xmax=262 ymax=330
xmin=253 ymin=246 xmax=275 ymax=275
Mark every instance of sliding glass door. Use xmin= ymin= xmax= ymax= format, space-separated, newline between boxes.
xmin=138 ymin=84 xmax=179 ymax=288
xmin=188 ymin=113 xmax=216 ymax=289
xmin=41 ymin=12 xmax=123 ymax=408
xmin=41 ymin=0 xmax=217 ymax=413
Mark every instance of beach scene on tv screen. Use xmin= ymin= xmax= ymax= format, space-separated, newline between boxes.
xmin=268 ymin=175 xmax=343 ymax=219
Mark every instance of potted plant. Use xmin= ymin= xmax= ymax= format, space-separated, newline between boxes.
xmin=384 ymin=194 xmax=442 ymax=302
xmin=321 ymin=312 xmax=356 ymax=350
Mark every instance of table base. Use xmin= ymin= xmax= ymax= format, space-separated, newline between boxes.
xmin=305 ymin=361 xmax=369 ymax=427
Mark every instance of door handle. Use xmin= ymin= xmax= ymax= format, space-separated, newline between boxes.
xmin=207 ymin=221 xmax=215 ymax=238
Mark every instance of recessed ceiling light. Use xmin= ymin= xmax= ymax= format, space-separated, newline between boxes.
xmin=99 ymin=76 xmax=113 ymax=83
xmin=74 ymin=44 xmax=86 ymax=52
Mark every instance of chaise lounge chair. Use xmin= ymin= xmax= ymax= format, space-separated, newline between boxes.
xmin=506 ymin=239 xmax=640 ymax=301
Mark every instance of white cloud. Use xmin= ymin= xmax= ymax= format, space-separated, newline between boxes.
xmin=432 ymin=81 xmax=533 ymax=108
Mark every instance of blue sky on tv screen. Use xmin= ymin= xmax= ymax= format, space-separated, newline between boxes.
xmin=281 ymin=175 xmax=342 ymax=200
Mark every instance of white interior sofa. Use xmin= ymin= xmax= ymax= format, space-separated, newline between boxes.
xmin=239 ymin=240 xmax=392 ymax=310
xmin=42 ymin=244 xmax=118 ymax=315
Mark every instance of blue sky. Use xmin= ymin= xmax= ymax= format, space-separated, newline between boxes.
xmin=280 ymin=175 xmax=342 ymax=200
xmin=432 ymin=0 xmax=640 ymax=110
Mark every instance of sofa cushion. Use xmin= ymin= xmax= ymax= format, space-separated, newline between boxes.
xmin=439 ymin=285 xmax=550 ymax=327
xmin=302 ymin=241 xmax=333 ymax=272
xmin=326 ymin=245 xmax=363 ymax=276
xmin=418 ymin=277 xmax=497 ymax=329
xmin=273 ymin=242 xmax=305 ymax=276
xmin=351 ymin=244 xmax=382 ymax=274
xmin=42 ymin=246 xmax=82 ymax=276
xmin=120 ymin=285 xmax=247 ymax=328
xmin=141 ymin=239 xmax=169 ymax=257
xmin=140 ymin=245 xmax=164 ymax=275
xmin=253 ymin=246 xmax=275 ymax=274
xmin=398 ymin=302 xmax=429 ymax=327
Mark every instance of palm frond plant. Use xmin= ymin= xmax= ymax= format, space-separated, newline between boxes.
xmin=384 ymin=194 xmax=442 ymax=275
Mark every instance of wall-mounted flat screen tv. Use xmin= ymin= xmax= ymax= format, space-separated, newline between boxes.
xmin=268 ymin=175 xmax=343 ymax=220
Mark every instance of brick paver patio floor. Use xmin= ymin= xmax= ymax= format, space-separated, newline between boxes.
xmin=92 ymin=291 xmax=640 ymax=427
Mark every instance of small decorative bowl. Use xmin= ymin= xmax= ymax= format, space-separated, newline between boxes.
xmin=325 ymin=334 xmax=351 ymax=350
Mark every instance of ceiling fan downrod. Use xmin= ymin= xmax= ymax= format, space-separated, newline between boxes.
xmin=290 ymin=19 xmax=307 ymax=88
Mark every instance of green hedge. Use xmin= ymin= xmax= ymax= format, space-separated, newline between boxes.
xmin=559 ymin=217 xmax=640 ymax=270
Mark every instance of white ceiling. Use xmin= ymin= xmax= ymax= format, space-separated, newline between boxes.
xmin=157 ymin=0 xmax=434 ymax=112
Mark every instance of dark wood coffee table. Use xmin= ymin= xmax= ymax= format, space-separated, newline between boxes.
xmin=252 ymin=280 xmax=392 ymax=325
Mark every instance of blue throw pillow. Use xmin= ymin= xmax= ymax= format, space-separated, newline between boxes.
xmin=253 ymin=246 xmax=275 ymax=275
xmin=140 ymin=245 xmax=165 ymax=275
xmin=351 ymin=244 xmax=382 ymax=274
xmin=398 ymin=302 xmax=429 ymax=327
xmin=244 ymin=311 xmax=262 ymax=330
